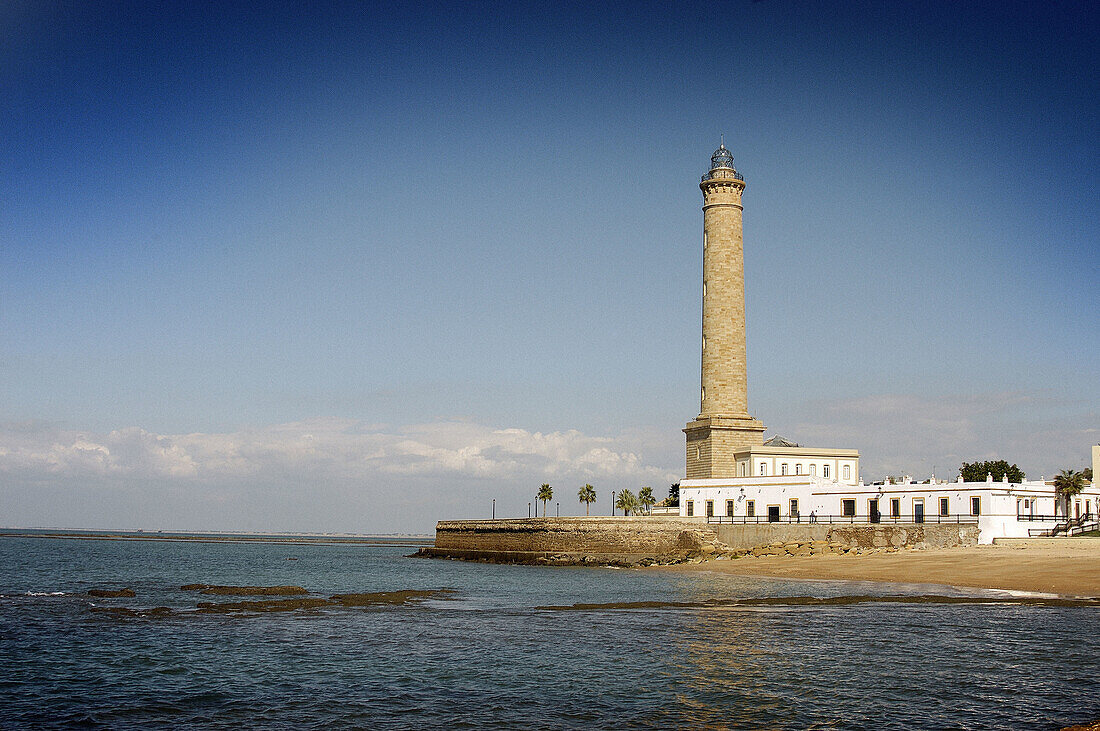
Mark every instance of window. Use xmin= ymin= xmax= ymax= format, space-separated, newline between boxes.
xmin=790 ymin=498 xmax=799 ymax=518
xmin=696 ymin=446 xmax=702 ymax=460
xmin=686 ymin=501 xmax=694 ymax=517
xmin=795 ymin=464 xmax=802 ymax=475
xmin=890 ymin=498 xmax=901 ymax=518
xmin=810 ymin=464 xmax=817 ymax=476
xmin=939 ymin=497 xmax=949 ymax=516
xmin=1023 ymin=499 xmax=1030 ymax=509
xmin=842 ymin=499 xmax=856 ymax=517
xmin=971 ymin=496 xmax=981 ymax=516
xmin=781 ymin=463 xmax=789 ymax=476
xmin=701 ymin=387 xmax=706 ymax=402
xmin=746 ymin=500 xmax=755 ymax=517
xmin=702 ymin=335 xmax=706 ymax=350
xmin=726 ymin=499 xmax=734 ymax=516
xmin=823 ymin=465 xmax=831 ymax=478
xmin=843 ymin=465 xmax=851 ymax=480
xmin=703 ymin=281 xmax=707 ymax=297
xmin=705 ymin=500 xmax=714 ymax=518
xmin=759 ymin=463 xmax=767 ymax=476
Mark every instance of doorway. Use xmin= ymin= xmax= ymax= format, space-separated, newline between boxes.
xmin=767 ymin=505 xmax=780 ymax=523
xmin=868 ymin=498 xmax=881 ymax=524
xmin=914 ymin=500 xmax=925 ymax=524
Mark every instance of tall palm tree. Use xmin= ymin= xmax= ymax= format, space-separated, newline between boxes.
xmin=638 ymin=486 xmax=656 ymax=515
xmin=1052 ymin=469 xmax=1086 ymax=520
xmin=578 ymin=484 xmax=596 ymax=516
xmin=615 ymin=488 xmax=637 ymax=517
xmin=537 ymin=483 xmax=553 ymax=517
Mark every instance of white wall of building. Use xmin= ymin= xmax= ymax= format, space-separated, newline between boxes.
xmin=679 ymin=476 xmax=1099 ymax=544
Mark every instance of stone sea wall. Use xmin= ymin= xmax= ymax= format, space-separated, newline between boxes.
xmin=715 ymin=523 xmax=979 ymax=550
xmin=421 ymin=518 xmax=980 ymax=565
xmin=432 ymin=517 xmax=704 ymax=555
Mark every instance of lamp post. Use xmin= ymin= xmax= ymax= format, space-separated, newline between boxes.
xmin=612 ymin=491 xmax=616 ymax=516
xmin=556 ymin=502 xmax=559 ymax=517
xmin=492 ymin=498 xmax=495 ymax=520
xmin=528 ymin=502 xmax=531 ymax=518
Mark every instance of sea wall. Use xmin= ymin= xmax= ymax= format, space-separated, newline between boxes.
xmin=432 ymin=517 xmax=710 ymax=555
xmin=423 ymin=518 xmax=980 ymax=565
xmin=715 ymin=523 xmax=980 ymax=550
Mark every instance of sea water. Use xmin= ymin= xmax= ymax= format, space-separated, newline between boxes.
xmin=1 ymin=534 xmax=1097 ymax=729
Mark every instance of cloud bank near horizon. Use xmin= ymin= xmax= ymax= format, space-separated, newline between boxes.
xmin=0 ymin=418 xmax=679 ymax=533
xmin=1 ymin=390 xmax=1094 ymax=533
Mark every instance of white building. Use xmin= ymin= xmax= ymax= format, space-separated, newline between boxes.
xmin=679 ymin=467 xmax=1100 ymax=544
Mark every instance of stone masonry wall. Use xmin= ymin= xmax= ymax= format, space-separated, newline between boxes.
xmin=434 ymin=517 xmax=713 ymax=555
xmin=716 ymin=522 xmax=980 ymax=550
xmin=430 ymin=518 xmax=979 ymax=563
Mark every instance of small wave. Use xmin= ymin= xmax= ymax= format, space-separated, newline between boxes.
xmin=24 ymin=591 xmax=66 ymax=596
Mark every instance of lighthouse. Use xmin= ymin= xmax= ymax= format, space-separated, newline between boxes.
xmin=683 ymin=144 xmax=766 ymax=478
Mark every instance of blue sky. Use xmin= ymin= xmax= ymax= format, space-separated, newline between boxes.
xmin=2 ymin=1 xmax=1097 ymax=532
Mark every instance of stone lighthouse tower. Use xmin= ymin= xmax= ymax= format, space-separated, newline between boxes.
xmin=684 ymin=144 xmax=766 ymax=478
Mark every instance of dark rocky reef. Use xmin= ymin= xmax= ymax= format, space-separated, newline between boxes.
xmin=196 ymin=597 xmax=331 ymax=613
xmin=88 ymin=588 xmax=136 ymax=598
xmin=181 ymin=584 xmax=309 ymax=596
xmin=88 ymin=586 xmax=454 ymax=617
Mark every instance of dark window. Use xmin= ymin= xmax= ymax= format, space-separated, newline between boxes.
xmin=971 ymin=496 xmax=981 ymax=516
xmin=939 ymin=497 xmax=949 ymax=516
xmin=842 ymin=499 xmax=856 ymax=517
xmin=686 ymin=501 xmax=694 ymax=517
xmin=726 ymin=500 xmax=735 ymax=516
xmin=890 ymin=498 xmax=900 ymax=518
xmin=746 ymin=501 xmax=755 ymax=517
xmin=705 ymin=500 xmax=714 ymax=518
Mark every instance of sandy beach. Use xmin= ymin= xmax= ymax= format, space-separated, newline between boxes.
xmin=661 ymin=540 xmax=1100 ymax=597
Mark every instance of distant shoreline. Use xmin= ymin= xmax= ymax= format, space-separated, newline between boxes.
xmin=0 ymin=530 xmax=433 ymax=548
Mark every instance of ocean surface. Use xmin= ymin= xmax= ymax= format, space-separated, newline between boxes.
xmin=1 ymin=532 xmax=1097 ymax=730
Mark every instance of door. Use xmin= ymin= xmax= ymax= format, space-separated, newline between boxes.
xmin=868 ymin=498 xmax=881 ymax=524
xmin=914 ymin=501 xmax=925 ymax=524
xmin=767 ymin=505 xmax=780 ymax=523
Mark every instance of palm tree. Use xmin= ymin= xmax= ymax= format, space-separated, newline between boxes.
xmin=638 ymin=486 xmax=656 ymax=515
xmin=537 ymin=483 xmax=553 ymax=517
xmin=1052 ymin=469 xmax=1086 ymax=520
xmin=578 ymin=484 xmax=596 ymax=516
xmin=615 ymin=488 xmax=637 ymax=517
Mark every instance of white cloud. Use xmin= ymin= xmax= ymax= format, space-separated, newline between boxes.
xmin=0 ymin=417 xmax=678 ymax=484
xmin=0 ymin=418 xmax=679 ymax=531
